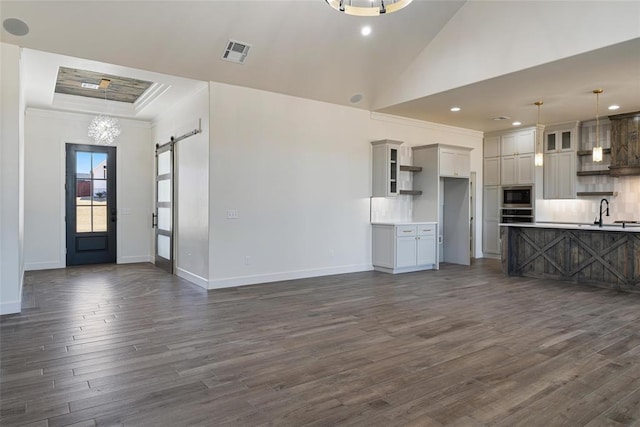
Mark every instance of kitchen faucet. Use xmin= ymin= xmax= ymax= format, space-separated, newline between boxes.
xmin=595 ymin=198 xmax=609 ymax=227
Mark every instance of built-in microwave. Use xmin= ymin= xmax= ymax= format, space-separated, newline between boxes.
xmin=502 ymin=186 xmax=533 ymax=208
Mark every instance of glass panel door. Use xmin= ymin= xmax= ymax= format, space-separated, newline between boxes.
xmin=65 ymin=144 xmax=116 ymax=265
xmin=154 ymin=142 xmax=174 ymax=273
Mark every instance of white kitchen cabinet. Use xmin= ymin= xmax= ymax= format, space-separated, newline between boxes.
xmin=440 ymin=147 xmax=470 ymax=178
xmin=371 ymin=139 xmax=402 ymax=197
xmin=372 ymin=223 xmax=438 ymax=274
xmin=543 ymin=122 xmax=578 ymax=199
xmin=482 ymin=186 xmax=500 ymax=256
xmin=484 ymin=136 xmax=500 ymax=186
xmin=500 ymin=129 xmax=535 ymax=185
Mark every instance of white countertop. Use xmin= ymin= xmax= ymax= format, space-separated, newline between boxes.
xmin=500 ymin=222 xmax=640 ymax=233
xmin=372 ymin=221 xmax=438 ymax=226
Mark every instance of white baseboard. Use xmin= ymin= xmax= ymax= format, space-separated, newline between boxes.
xmin=117 ymin=255 xmax=153 ymax=264
xmin=24 ymin=261 xmax=64 ymax=271
xmin=208 ymin=264 xmax=373 ymax=290
xmin=176 ymin=267 xmax=209 ymax=289
xmin=482 ymin=253 xmax=501 ymax=260
xmin=0 ymin=300 xmax=21 ymax=315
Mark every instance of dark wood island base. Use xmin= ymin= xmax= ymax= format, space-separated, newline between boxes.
xmin=501 ymin=224 xmax=640 ymax=293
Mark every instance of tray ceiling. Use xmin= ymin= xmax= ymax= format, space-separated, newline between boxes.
xmin=55 ymin=67 xmax=153 ymax=103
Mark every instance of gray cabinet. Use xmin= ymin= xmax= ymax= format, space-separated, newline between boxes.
xmin=543 ymin=122 xmax=578 ymax=199
xmin=371 ymin=139 xmax=402 ymax=197
xmin=372 ymin=223 xmax=438 ymax=274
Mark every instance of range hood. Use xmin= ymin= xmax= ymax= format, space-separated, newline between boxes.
xmin=609 ymin=111 xmax=640 ymax=177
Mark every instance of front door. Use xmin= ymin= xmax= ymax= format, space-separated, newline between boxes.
xmin=65 ymin=144 xmax=117 ymax=265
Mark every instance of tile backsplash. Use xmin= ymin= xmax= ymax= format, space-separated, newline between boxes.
xmin=536 ymin=175 xmax=640 ymax=223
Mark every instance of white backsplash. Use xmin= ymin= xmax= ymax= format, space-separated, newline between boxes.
xmin=537 ymin=175 xmax=640 ymax=223
xmin=370 ymin=145 xmax=413 ymax=223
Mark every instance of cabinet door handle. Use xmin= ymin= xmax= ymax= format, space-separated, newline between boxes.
xmin=422 ymin=229 xmax=432 ymax=232
xmin=402 ymin=230 xmax=412 ymax=233
xmin=416 ymin=237 xmax=420 ymax=240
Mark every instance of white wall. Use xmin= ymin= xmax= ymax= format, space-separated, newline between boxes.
xmin=152 ymin=84 xmax=210 ymax=288
xmin=24 ymin=109 xmax=153 ymax=270
xmin=207 ymin=82 xmax=483 ymax=289
xmin=375 ymin=1 xmax=640 ymax=109
xmin=0 ymin=43 xmax=25 ymax=315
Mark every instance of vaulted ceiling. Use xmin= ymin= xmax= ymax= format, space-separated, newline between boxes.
xmin=1 ymin=0 xmax=639 ymax=132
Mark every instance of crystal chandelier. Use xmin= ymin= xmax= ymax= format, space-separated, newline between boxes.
xmin=88 ymin=80 xmax=121 ymax=145
xmin=325 ymin=0 xmax=413 ymax=16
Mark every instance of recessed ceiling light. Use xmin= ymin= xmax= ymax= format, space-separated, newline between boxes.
xmin=512 ymin=121 xmax=522 ymax=126
xmin=608 ymin=104 xmax=620 ymax=110
xmin=450 ymin=107 xmax=461 ymax=112
xmin=361 ymin=26 xmax=372 ymax=36
xmin=3 ymin=18 xmax=29 ymax=36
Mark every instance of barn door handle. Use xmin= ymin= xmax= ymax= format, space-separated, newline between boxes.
xmin=151 ymin=213 xmax=157 ymax=228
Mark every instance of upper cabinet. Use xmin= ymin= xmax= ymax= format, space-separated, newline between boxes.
xmin=483 ymin=136 xmax=500 ymax=186
xmin=371 ymin=139 xmax=402 ymax=197
xmin=543 ymin=122 xmax=578 ymax=199
xmin=439 ymin=146 xmax=471 ymax=178
xmin=499 ymin=129 xmax=535 ymax=185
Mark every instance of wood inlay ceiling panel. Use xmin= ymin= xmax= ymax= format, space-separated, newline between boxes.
xmin=55 ymin=67 xmax=153 ymax=103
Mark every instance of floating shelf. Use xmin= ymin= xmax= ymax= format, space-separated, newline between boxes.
xmin=577 ymin=170 xmax=610 ymax=176
xmin=399 ymin=190 xmax=422 ymax=196
xmin=577 ymin=191 xmax=617 ymax=197
xmin=400 ymin=165 xmax=422 ymax=172
xmin=577 ymin=148 xmax=611 ymax=156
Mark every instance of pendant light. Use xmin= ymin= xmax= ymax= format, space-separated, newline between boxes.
xmin=88 ymin=79 xmax=121 ymax=145
xmin=592 ymin=89 xmax=603 ymax=162
xmin=534 ymin=101 xmax=544 ymax=167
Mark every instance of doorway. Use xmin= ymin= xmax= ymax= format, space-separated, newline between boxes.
xmin=65 ymin=144 xmax=117 ymax=265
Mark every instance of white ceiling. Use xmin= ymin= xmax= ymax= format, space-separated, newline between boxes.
xmin=1 ymin=0 xmax=639 ymax=131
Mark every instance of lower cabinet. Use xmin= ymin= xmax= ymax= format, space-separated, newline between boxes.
xmin=372 ymin=223 xmax=438 ymax=274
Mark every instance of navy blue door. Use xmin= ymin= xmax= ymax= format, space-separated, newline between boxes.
xmin=65 ymin=144 xmax=117 ymax=265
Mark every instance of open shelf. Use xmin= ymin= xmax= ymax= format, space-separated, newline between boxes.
xmin=400 ymin=165 xmax=422 ymax=172
xmin=577 ymin=148 xmax=611 ymax=156
xmin=399 ymin=190 xmax=422 ymax=196
xmin=577 ymin=170 xmax=610 ymax=176
xmin=576 ymin=191 xmax=617 ymax=197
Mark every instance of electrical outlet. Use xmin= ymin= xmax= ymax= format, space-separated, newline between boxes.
xmin=244 ymin=256 xmax=251 ymax=265
xmin=227 ymin=209 xmax=239 ymax=219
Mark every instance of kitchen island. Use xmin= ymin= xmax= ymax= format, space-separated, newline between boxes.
xmin=501 ymin=222 xmax=640 ymax=293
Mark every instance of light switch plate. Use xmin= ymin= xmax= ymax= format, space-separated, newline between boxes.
xmin=227 ymin=209 xmax=239 ymax=219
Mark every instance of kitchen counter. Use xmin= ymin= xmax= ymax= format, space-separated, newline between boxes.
xmin=501 ymin=223 xmax=640 ymax=293
xmin=500 ymin=221 xmax=640 ymax=233
xmin=371 ymin=221 xmax=437 ymax=226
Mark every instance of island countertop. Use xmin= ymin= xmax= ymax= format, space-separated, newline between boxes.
xmin=501 ymin=223 xmax=640 ymax=293
xmin=500 ymin=221 xmax=640 ymax=233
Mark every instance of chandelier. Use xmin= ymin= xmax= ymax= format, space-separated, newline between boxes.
xmin=88 ymin=79 xmax=121 ymax=145
xmin=325 ymin=0 xmax=413 ymax=16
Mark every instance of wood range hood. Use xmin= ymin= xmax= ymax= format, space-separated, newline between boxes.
xmin=609 ymin=111 xmax=640 ymax=176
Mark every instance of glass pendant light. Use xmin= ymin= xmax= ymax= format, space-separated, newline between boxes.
xmin=592 ymin=89 xmax=603 ymax=163
xmin=534 ymin=101 xmax=544 ymax=167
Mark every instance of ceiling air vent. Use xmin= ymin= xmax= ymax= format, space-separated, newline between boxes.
xmin=222 ymin=40 xmax=251 ymax=64
xmin=491 ymin=116 xmax=511 ymax=121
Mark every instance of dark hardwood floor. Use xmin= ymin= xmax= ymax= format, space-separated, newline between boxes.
xmin=2 ymin=259 xmax=640 ymax=426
